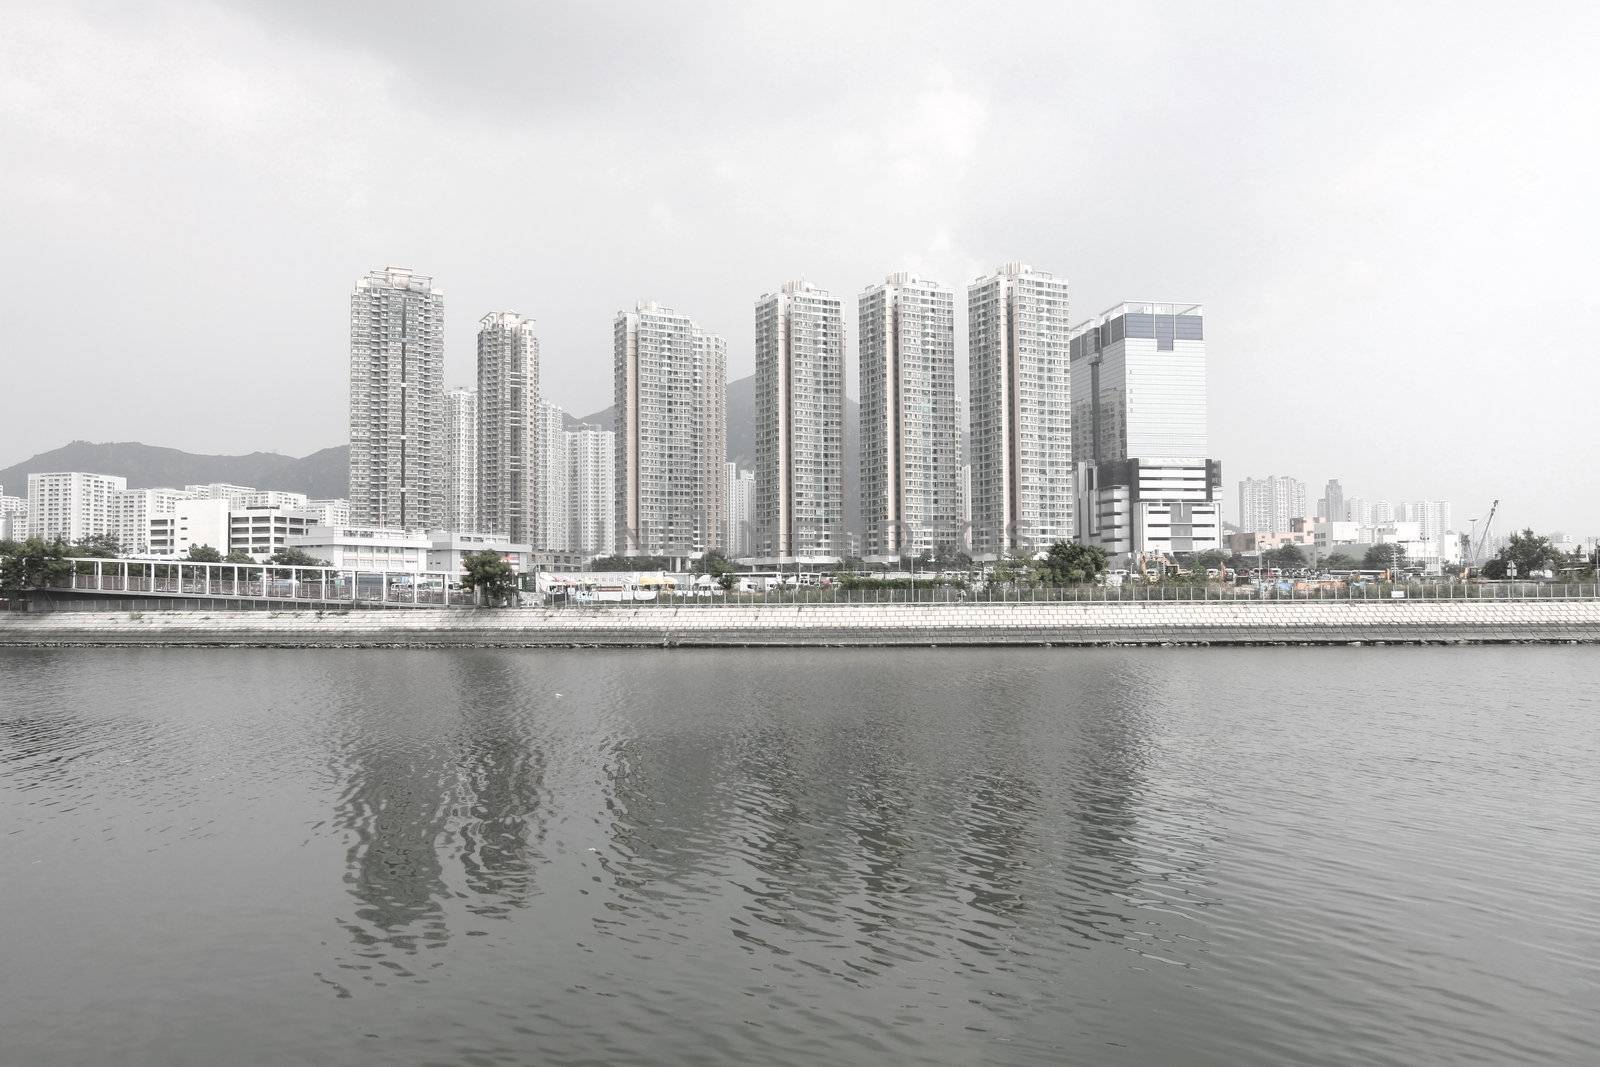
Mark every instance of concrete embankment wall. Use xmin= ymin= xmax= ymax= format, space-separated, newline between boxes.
xmin=3 ymin=600 xmax=1600 ymax=647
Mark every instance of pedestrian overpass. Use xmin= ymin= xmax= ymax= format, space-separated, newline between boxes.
xmin=37 ymin=558 xmax=480 ymax=609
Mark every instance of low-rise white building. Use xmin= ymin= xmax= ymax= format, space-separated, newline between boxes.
xmin=148 ymin=498 xmax=231 ymax=557
xmin=229 ymin=505 xmax=319 ymax=561
xmin=427 ymin=531 xmax=534 ymax=575
xmin=1313 ymin=520 xmax=1371 ymax=552
xmin=287 ymin=525 xmax=433 ymax=572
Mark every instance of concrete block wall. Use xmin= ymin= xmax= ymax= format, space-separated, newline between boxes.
xmin=2 ymin=599 xmax=1599 ymax=647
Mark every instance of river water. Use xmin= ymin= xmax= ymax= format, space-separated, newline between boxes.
xmin=2 ymin=647 xmax=1596 ymax=1065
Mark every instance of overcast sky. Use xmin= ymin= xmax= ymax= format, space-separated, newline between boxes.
xmin=3 ymin=1 xmax=1598 ymax=534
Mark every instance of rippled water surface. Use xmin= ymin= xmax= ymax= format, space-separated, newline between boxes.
xmin=2 ymin=647 xmax=1598 ymax=1065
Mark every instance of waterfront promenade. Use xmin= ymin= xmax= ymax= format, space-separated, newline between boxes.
xmin=4 ymin=598 xmax=1599 ymax=647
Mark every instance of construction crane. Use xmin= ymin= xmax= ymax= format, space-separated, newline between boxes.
xmin=1464 ymin=499 xmax=1499 ymax=576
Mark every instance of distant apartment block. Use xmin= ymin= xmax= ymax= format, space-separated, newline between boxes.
xmin=443 ymin=387 xmax=479 ymax=532
xmin=566 ymin=422 xmax=616 ymax=557
xmin=614 ymin=301 xmax=727 ymax=557
xmin=1238 ymin=474 xmax=1308 ymax=534
xmin=968 ymin=263 xmax=1074 ymax=557
xmin=477 ymin=311 xmax=540 ymax=544
xmin=724 ymin=463 xmax=755 ymax=558
xmin=1402 ymin=500 xmax=1453 ymax=542
xmin=349 ymin=266 xmax=446 ymax=529
xmin=858 ymin=273 xmax=960 ymax=560
xmin=306 ymin=499 xmax=351 ymax=526
xmin=27 ymin=472 xmax=126 ymax=542
xmin=0 ymin=489 xmax=30 ymax=541
xmin=1070 ymin=302 xmax=1221 ymax=557
xmin=113 ymin=487 xmax=191 ymax=554
xmin=755 ymin=281 xmax=845 ymax=562
xmin=1319 ymin=479 xmax=1345 ymax=522
xmin=183 ymin=484 xmax=256 ymax=505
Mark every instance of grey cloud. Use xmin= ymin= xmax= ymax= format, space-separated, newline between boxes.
xmin=2 ymin=0 xmax=1597 ymax=535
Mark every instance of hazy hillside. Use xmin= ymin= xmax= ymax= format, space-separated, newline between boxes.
xmin=5 ymin=372 xmax=877 ymax=533
xmin=0 ymin=441 xmax=349 ymax=499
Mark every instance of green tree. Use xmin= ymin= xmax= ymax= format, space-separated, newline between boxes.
xmin=716 ymin=571 xmax=737 ymax=592
xmin=1266 ymin=544 xmax=1305 ymax=567
xmin=268 ymin=547 xmax=323 ymax=567
xmin=1039 ymin=540 xmax=1108 ymax=584
xmin=0 ymin=537 xmax=72 ymax=596
xmin=461 ymin=550 xmax=519 ymax=606
xmin=223 ymin=550 xmax=255 ymax=564
xmin=186 ymin=543 xmax=223 ymax=563
xmin=1324 ymin=551 xmax=1362 ymax=571
xmin=693 ymin=550 xmax=735 ymax=577
xmin=70 ymin=533 xmax=121 ymax=558
xmin=589 ymin=554 xmax=670 ymax=572
xmin=1481 ymin=528 xmax=1559 ymax=580
xmin=1362 ymin=543 xmax=1406 ymax=570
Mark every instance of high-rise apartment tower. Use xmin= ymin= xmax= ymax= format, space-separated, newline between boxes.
xmin=613 ymin=301 xmax=727 ymax=557
xmin=476 ymin=312 xmax=540 ymax=543
xmin=754 ymin=281 xmax=845 ymax=562
xmin=443 ymin=388 xmax=478 ymax=532
xmin=968 ymin=263 xmax=1074 ymax=557
xmin=349 ymin=267 xmax=445 ymax=528
xmin=858 ymin=273 xmax=960 ymax=559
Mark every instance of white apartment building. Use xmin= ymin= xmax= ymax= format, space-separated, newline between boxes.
xmin=724 ymin=463 xmax=755 ymax=559
xmin=236 ymin=490 xmax=308 ymax=510
xmin=754 ymin=280 xmax=845 ymax=562
xmin=537 ymin=399 xmax=569 ymax=552
xmin=968 ymin=263 xmax=1074 ymax=558
xmin=444 ymin=387 xmax=478 ymax=532
xmin=958 ymin=464 xmax=972 ymax=534
xmin=566 ymin=422 xmax=616 ymax=557
xmin=1238 ymin=475 xmax=1308 ymax=533
xmin=1070 ymin=302 xmax=1221 ymax=558
xmin=113 ymin=487 xmax=191 ymax=554
xmin=306 ymin=499 xmax=351 ymax=526
xmin=148 ymin=497 xmax=230 ymax=557
xmin=477 ymin=311 xmax=540 ymax=544
xmin=613 ymin=301 xmax=727 ymax=557
xmin=1401 ymin=500 xmax=1453 ymax=542
xmin=288 ymin=524 xmax=432 ymax=572
xmin=184 ymin=483 xmax=256 ymax=504
xmin=858 ymin=273 xmax=960 ymax=560
xmin=1 ymin=490 xmax=29 ymax=541
xmin=27 ymin=472 xmax=127 ymax=542
xmin=349 ymin=266 xmax=446 ymax=529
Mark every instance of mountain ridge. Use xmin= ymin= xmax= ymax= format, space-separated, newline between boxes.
xmin=3 ymin=373 xmax=866 ymax=532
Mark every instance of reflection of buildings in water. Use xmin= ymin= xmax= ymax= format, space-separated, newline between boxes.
xmin=596 ymin=729 xmax=729 ymax=907
xmin=451 ymin=653 xmax=547 ymax=919
xmin=326 ymin=653 xmax=548 ymax=975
